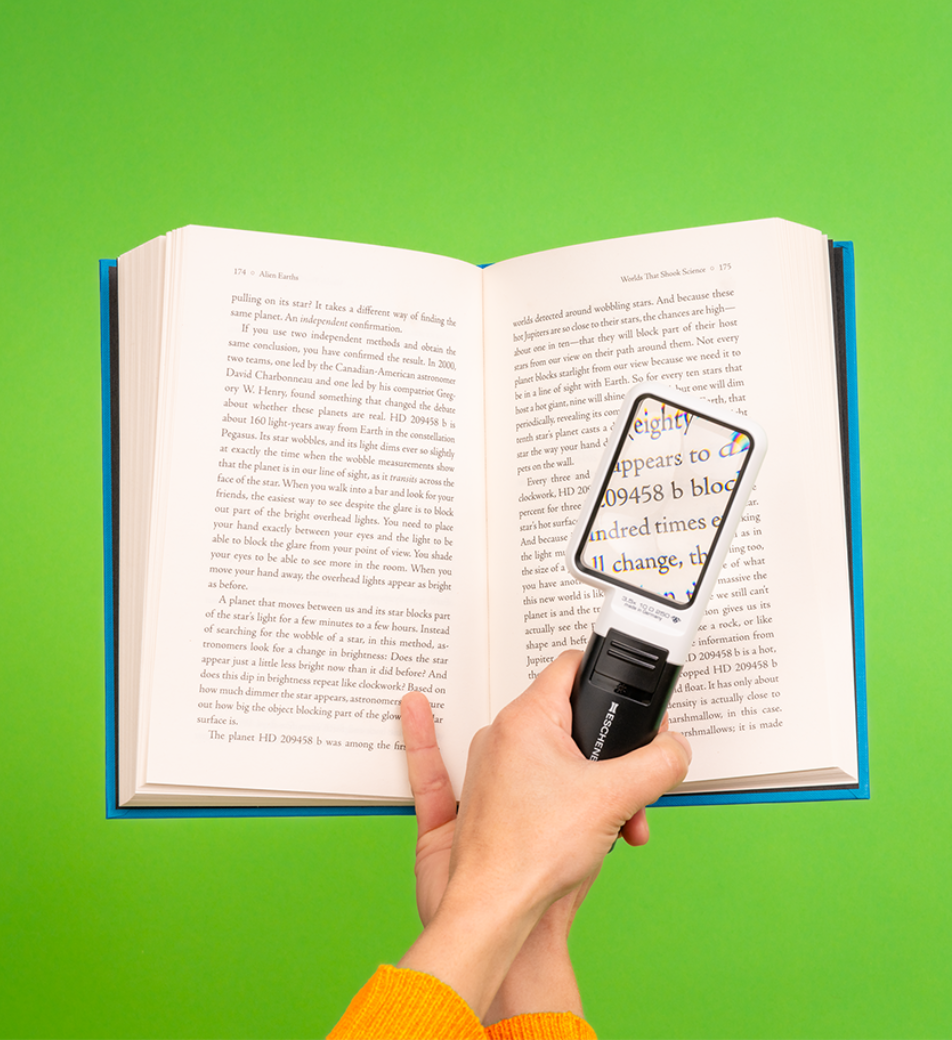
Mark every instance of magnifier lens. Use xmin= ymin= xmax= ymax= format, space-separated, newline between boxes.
xmin=577 ymin=395 xmax=753 ymax=606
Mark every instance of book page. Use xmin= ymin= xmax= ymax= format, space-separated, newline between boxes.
xmin=133 ymin=227 xmax=487 ymax=802
xmin=117 ymin=235 xmax=168 ymax=797
xmin=483 ymin=220 xmax=858 ymax=788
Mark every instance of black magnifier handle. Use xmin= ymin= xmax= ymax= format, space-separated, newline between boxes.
xmin=570 ymin=626 xmax=682 ymax=761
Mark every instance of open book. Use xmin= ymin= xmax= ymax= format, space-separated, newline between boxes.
xmin=100 ymin=219 xmax=867 ymax=817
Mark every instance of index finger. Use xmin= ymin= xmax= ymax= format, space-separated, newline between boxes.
xmin=401 ymin=692 xmax=457 ymax=837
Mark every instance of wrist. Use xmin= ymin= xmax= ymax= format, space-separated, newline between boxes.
xmin=398 ymin=876 xmax=543 ymax=1019
xmin=485 ymin=930 xmax=581 ymax=1025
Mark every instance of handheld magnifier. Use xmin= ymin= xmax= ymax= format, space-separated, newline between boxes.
xmin=566 ymin=383 xmax=767 ymax=761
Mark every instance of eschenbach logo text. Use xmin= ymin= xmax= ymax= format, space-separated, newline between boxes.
xmin=589 ymin=701 xmax=620 ymax=761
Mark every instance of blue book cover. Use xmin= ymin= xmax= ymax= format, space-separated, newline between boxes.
xmin=100 ymin=237 xmax=867 ymax=819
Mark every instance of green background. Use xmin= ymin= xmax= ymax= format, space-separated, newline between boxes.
xmin=2 ymin=2 xmax=949 ymax=1037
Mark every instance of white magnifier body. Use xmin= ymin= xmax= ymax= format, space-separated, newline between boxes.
xmin=566 ymin=383 xmax=767 ymax=761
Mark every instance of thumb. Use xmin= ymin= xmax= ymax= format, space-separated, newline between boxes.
xmin=600 ymin=729 xmax=692 ymax=822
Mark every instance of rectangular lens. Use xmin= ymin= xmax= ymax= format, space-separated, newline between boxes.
xmin=578 ymin=395 xmax=753 ymax=605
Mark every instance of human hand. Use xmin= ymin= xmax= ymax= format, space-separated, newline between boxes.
xmin=447 ymin=650 xmax=691 ymax=919
xmin=398 ymin=652 xmax=691 ymax=1018
xmin=401 ymin=689 xmax=595 ymax=1023
xmin=400 ymin=684 xmax=670 ymax=925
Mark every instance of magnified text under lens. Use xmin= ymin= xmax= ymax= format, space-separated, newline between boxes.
xmin=578 ymin=395 xmax=753 ymax=606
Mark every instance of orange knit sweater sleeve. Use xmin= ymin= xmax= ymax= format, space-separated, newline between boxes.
xmin=486 ymin=1011 xmax=597 ymax=1039
xmin=328 ymin=965 xmax=596 ymax=1039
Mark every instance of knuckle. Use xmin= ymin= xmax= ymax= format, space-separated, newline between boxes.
xmin=412 ymin=769 xmax=452 ymax=801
